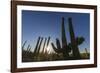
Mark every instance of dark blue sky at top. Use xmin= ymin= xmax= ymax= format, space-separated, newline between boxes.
xmin=22 ymin=10 xmax=90 ymax=53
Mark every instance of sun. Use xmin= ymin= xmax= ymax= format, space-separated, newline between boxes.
xmin=46 ymin=44 xmax=53 ymax=53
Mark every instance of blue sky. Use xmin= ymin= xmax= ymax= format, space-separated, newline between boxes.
xmin=22 ymin=10 xmax=90 ymax=53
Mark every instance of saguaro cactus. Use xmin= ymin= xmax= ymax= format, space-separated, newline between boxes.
xmin=61 ymin=17 xmax=69 ymax=59
xmin=46 ymin=36 xmax=51 ymax=48
xmin=85 ymin=48 xmax=89 ymax=58
xmin=68 ymin=17 xmax=81 ymax=59
xmin=61 ymin=17 xmax=68 ymax=49
xmin=51 ymin=38 xmax=62 ymax=53
xmin=51 ymin=17 xmax=70 ymax=60
xmin=22 ymin=41 xmax=27 ymax=50
xmin=33 ymin=36 xmax=41 ymax=55
xmin=41 ymin=36 xmax=51 ymax=53
xmin=36 ymin=37 xmax=43 ymax=54
xmin=42 ymin=38 xmax=47 ymax=53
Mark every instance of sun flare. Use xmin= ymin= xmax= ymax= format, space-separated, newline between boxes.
xmin=46 ymin=44 xmax=53 ymax=53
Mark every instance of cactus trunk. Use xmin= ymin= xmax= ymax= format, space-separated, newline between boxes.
xmin=61 ymin=17 xmax=69 ymax=59
xmin=33 ymin=37 xmax=41 ymax=55
xmin=42 ymin=38 xmax=47 ymax=53
xmin=61 ymin=17 xmax=67 ymax=49
xmin=36 ymin=37 xmax=43 ymax=54
xmin=68 ymin=17 xmax=81 ymax=59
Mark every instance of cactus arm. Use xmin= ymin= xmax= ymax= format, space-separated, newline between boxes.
xmin=76 ymin=37 xmax=85 ymax=45
xmin=51 ymin=43 xmax=57 ymax=52
xmin=51 ymin=43 xmax=61 ymax=53
xmin=67 ymin=43 xmax=72 ymax=53
xmin=56 ymin=38 xmax=61 ymax=50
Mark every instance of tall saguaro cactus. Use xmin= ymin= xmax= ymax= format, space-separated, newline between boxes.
xmin=51 ymin=17 xmax=70 ymax=59
xmin=61 ymin=17 xmax=68 ymax=49
xmin=61 ymin=17 xmax=69 ymax=59
xmin=68 ymin=17 xmax=81 ymax=59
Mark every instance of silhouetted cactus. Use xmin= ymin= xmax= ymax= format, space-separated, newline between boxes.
xmin=33 ymin=36 xmax=41 ymax=55
xmin=68 ymin=17 xmax=81 ymax=59
xmin=85 ymin=48 xmax=89 ymax=58
xmin=85 ymin=48 xmax=88 ymax=54
xmin=41 ymin=36 xmax=51 ymax=53
xmin=61 ymin=17 xmax=68 ymax=49
xmin=26 ymin=45 xmax=32 ymax=56
xmin=51 ymin=39 xmax=61 ymax=53
xmin=32 ymin=36 xmax=51 ymax=61
xmin=22 ymin=41 xmax=34 ymax=62
xmin=51 ymin=17 xmax=86 ymax=60
xmin=22 ymin=41 xmax=27 ymax=50
xmin=76 ymin=37 xmax=85 ymax=45
xmin=22 ymin=17 xmax=87 ymax=62
xmin=36 ymin=37 xmax=43 ymax=55
xmin=32 ymin=37 xmax=43 ymax=61
xmin=46 ymin=36 xmax=51 ymax=48
xmin=51 ymin=17 xmax=70 ymax=60
xmin=68 ymin=37 xmax=85 ymax=53
xmin=42 ymin=38 xmax=47 ymax=53
xmin=27 ymin=45 xmax=31 ymax=51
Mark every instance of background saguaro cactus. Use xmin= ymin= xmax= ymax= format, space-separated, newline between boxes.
xmin=85 ymin=48 xmax=89 ymax=58
xmin=22 ymin=41 xmax=34 ymax=62
xmin=36 ymin=37 xmax=43 ymax=55
xmin=46 ymin=37 xmax=51 ymax=48
xmin=33 ymin=37 xmax=41 ymax=56
xmin=33 ymin=36 xmax=51 ymax=61
xmin=22 ymin=41 xmax=27 ymax=50
xmin=42 ymin=38 xmax=47 ymax=53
